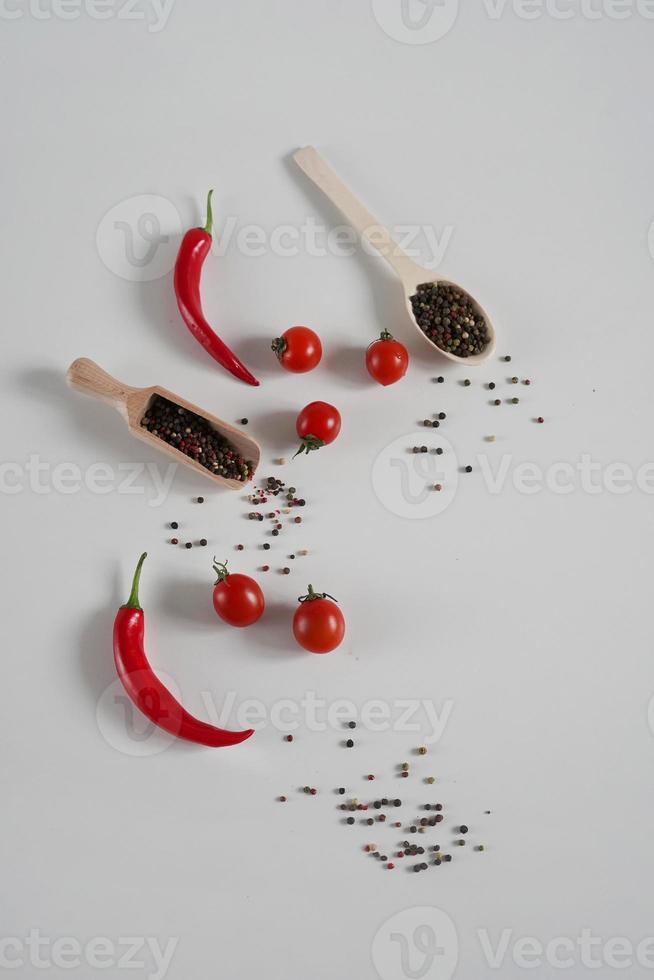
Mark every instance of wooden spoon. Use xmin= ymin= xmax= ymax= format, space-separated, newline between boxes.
xmin=293 ymin=146 xmax=496 ymax=365
xmin=66 ymin=358 xmax=261 ymax=490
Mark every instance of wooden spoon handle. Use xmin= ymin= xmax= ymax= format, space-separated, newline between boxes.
xmin=66 ymin=357 xmax=137 ymax=417
xmin=293 ymin=146 xmax=422 ymax=284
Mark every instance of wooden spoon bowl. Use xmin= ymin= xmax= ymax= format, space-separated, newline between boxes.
xmin=293 ymin=146 xmax=496 ymax=365
xmin=66 ymin=358 xmax=260 ymax=490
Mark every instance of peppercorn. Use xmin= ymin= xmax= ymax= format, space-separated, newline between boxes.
xmin=338 ymin=787 xmax=345 ymax=794
xmin=298 ymin=499 xmax=306 ymax=506
xmin=438 ymin=412 xmax=446 ymax=420
xmin=240 ymin=418 xmax=248 ymax=425
xmin=197 ymin=497 xmax=204 ymax=503
xmin=426 ymin=777 xmax=435 ymax=784
xmin=346 ymin=739 xmax=354 ymax=748
xmin=309 ymin=788 xmax=317 ymax=796
xmin=367 ymin=775 xmax=375 ymax=781
xmin=511 ymin=377 xmax=518 ymax=384
xmin=272 ymin=529 xmax=279 ymax=536
xmin=263 ymin=543 xmax=270 ymax=550
xmin=435 ymin=804 xmax=442 ymax=811
xmin=279 ymin=796 xmax=287 ymax=802
xmin=494 ymin=399 xmax=501 ymax=405
xmin=185 ymin=542 xmax=192 ymax=549
xmin=456 ymin=839 xmax=465 ymax=846
xmin=511 ymin=397 xmax=519 ymax=404
xmin=460 ymin=825 xmax=468 ymax=833
xmin=435 ymin=447 xmax=443 ymax=456
xmin=366 ymin=818 xmax=374 ymax=825
xmin=537 ymin=416 xmax=544 ymax=423
xmin=170 ymin=522 xmax=179 ymax=529
xmin=282 ymin=567 xmax=290 ymax=575
xmin=433 ymin=484 xmax=442 ymax=492
xmin=401 ymin=771 xmax=408 ymax=777
xmin=200 ymin=539 xmax=207 ymax=546
xmin=285 ymin=735 xmax=293 ymax=742
xmin=524 ymin=379 xmax=531 ymax=385
xmin=488 ymin=382 xmax=495 ymax=390
xmin=443 ymin=854 xmax=452 ymax=862
xmin=464 ymin=379 xmax=471 ymax=386
xmin=435 ymin=814 xmax=443 ymax=823
xmin=418 ymin=746 xmax=427 ymax=755
xmin=170 ymin=538 xmax=178 ymax=545
xmin=394 ymin=799 xmax=401 ymax=807
xmin=420 ymin=446 xmax=428 ymax=453
xmin=346 ymin=817 xmax=354 ymax=825
xmin=236 ymin=544 xmax=244 ymax=550
xmin=262 ymin=565 xmax=269 ymax=571
xmin=504 ymin=355 xmax=511 ymax=362
xmin=387 ymin=863 xmax=395 ymax=870
xmin=465 ymin=465 xmax=472 ymax=473
xmin=423 ymin=419 xmax=432 ymax=427
xmin=294 ymin=516 xmax=302 ymax=524
xmin=378 ymin=814 xmax=386 ymax=822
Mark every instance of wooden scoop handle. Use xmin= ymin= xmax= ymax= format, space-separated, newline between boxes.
xmin=66 ymin=358 xmax=137 ymax=419
xmin=293 ymin=146 xmax=422 ymax=285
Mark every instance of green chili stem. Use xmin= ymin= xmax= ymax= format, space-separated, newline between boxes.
xmin=203 ymin=189 xmax=214 ymax=237
xmin=125 ymin=552 xmax=147 ymax=609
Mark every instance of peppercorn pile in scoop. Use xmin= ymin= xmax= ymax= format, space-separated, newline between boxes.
xmin=141 ymin=395 xmax=253 ymax=482
xmin=410 ymin=282 xmax=490 ymax=357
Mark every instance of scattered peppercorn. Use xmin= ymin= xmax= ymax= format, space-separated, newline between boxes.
xmin=367 ymin=775 xmax=375 ymax=781
xmin=262 ymin=565 xmax=270 ymax=571
xmin=285 ymin=735 xmax=293 ymax=742
xmin=170 ymin=522 xmax=179 ymax=529
xmin=438 ymin=412 xmax=446 ymax=420
xmin=200 ymin=539 xmax=207 ymax=546
xmin=346 ymin=739 xmax=354 ymax=748
xmin=465 ymin=465 xmax=472 ymax=473
xmin=185 ymin=542 xmax=192 ymax=549
xmin=279 ymin=796 xmax=287 ymax=802
xmin=420 ymin=446 xmax=428 ymax=453
xmin=348 ymin=721 xmax=356 ymax=729
xmin=494 ymin=399 xmax=501 ymax=405
xmin=170 ymin=538 xmax=178 ymax=545
xmin=435 ymin=447 xmax=443 ymax=455
xmin=511 ymin=377 xmax=518 ymax=384
xmin=338 ymin=787 xmax=345 ymax=794
xmin=537 ymin=417 xmax=544 ymax=424
xmin=240 ymin=418 xmax=248 ymax=425
xmin=236 ymin=544 xmax=244 ymax=550
xmin=282 ymin=567 xmax=290 ymax=575
xmin=524 ymin=379 xmax=531 ymax=385
xmin=433 ymin=484 xmax=442 ymax=492
xmin=464 ymin=379 xmax=471 ymax=386
xmin=503 ymin=355 xmax=511 ymax=362
xmin=460 ymin=825 xmax=469 ymax=834
xmin=346 ymin=817 xmax=354 ymax=825
xmin=488 ymin=382 xmax=495 ymax=390
xmin=197 ymin=497 xmax=204 ymax=503
xmin=511 ymin=397 xmax=519 ymax=404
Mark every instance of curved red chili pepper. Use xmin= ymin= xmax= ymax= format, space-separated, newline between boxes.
xmin=174 ymin=190 xmax=259 ymax=386
xmin=113 ymin=553 xmax=254 ymax=748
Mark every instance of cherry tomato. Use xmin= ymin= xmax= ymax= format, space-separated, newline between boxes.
xmin=295 ymin=401 xmax=341 ymax=456
xmin=366 ymin=330 xmax=409 ymax=386
xmin=293 ymin=585 xmax=345 ymax=654
xmin=212 ymin=560 xmax=264 ymax=628
xmin=272 ymin=326 xmax=322 ymax=373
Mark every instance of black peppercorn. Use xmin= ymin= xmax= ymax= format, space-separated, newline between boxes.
xmin=346 ymin=739 xmax=354 ymax=748
xmin=197 ymin=497 xmax=204 ymax=503
xmin=346 ymin=817 xmax=355 ymax=825
xmin=200 ymin=539 xmax=207 ymax=546
xmin=348 ymin=721 xmax=356 ymax=729
xmin=170 ymin=521 xmax=179 ymax=529
xmin=465 ymin=465 xmax=472 ymax=473
xmin=185 ymin=542 xmax=192 ymax=549
xmin=240 ymin=418 xmax=248 ymax=425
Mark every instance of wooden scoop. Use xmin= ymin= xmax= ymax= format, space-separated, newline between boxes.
xmin=66 ymin=358 xmax=261 ymax=490
xmin=293 ymin=146 xmax=496 ymax=365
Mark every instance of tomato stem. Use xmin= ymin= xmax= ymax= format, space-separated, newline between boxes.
xmin=379 ymin=329 xmax=394 ymax=341
xmin=298 ymin=584 xmax=338 ymax=603
xmin=293 ymin=434 xmax=326 ymax=458
xmin=124 ymin=552 xmax=147 ymax=610
xmin=271 ymin=336 xmax=287 ymax=359
xmin=213 ymin=558 xmax=230 ymax=583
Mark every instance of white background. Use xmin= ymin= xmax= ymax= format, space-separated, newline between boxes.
xmin=2 ymin=2 xmax=654 ymax=978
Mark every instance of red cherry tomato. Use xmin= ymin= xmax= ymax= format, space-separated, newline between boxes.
xmin=212 ymin=560 xmax=264 ymax=628
xmin=366 ymin=330 xmax=409 ymax=386
xmin=295 ymin=401 xmax=341 ymax=456
xmin=293 ymin=586 xmax=345 ymax=654
xmin=272 ymin=326 xmax=322 ymax=373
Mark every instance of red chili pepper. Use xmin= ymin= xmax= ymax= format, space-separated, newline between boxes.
xmin=174 ymin=190 xmax=259 ymax=387
xmin=113 ymin=553 xmax=254 ymax=747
